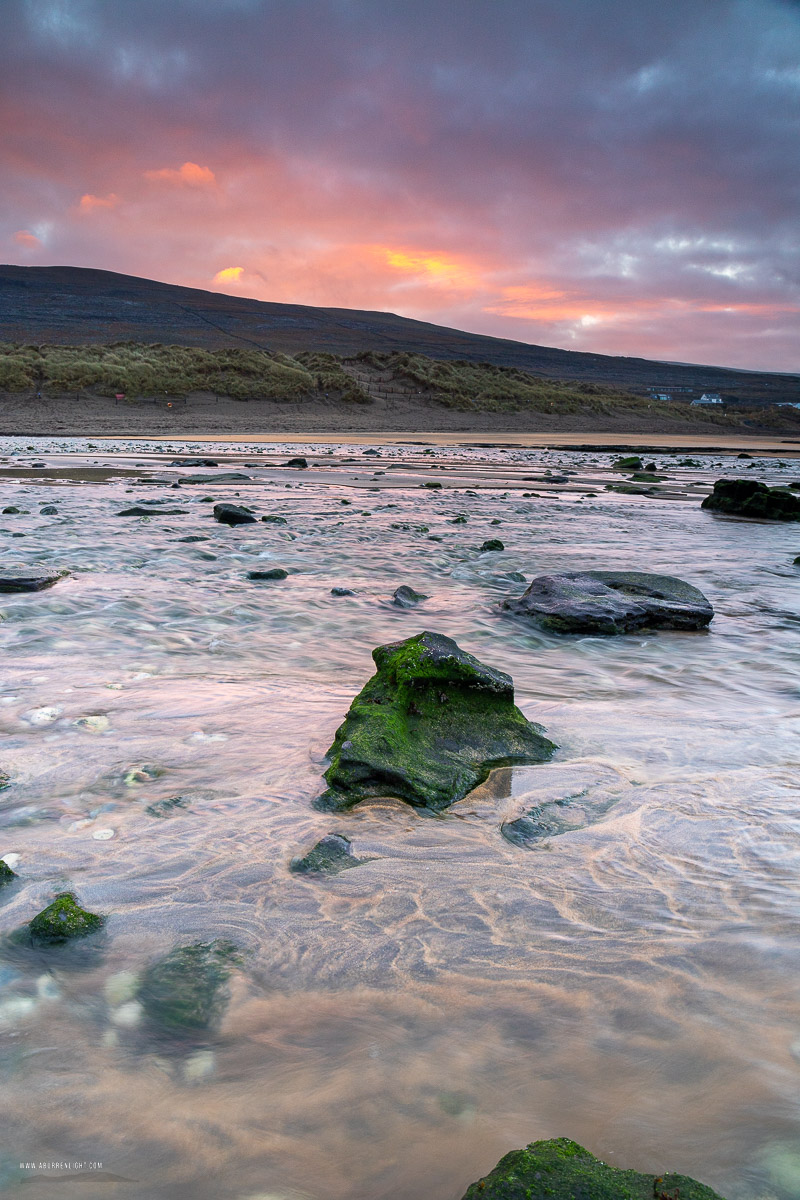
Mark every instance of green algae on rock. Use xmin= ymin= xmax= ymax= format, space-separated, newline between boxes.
xmin=0 ymin=858 xmax=17 ymax=886
xmin=459 ymin=1137 xmax=727 ymax=1200
xmin=315 ymin=631 xmax=556 ymax=813
xmin=290 ymin=833 xmax=372 ymax=876
xmin=137 ymin=940 xmax=241 ymax=1035
xmin=28 ymin=892 xmax=105 ymax=944
xmin=702 ymin=479 xmax=800 ymax=521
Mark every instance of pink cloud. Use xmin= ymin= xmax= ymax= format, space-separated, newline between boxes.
xmin=78 ymin=192 xmax=120 ymax=212
xmin=145 ymin=161 xmax=216 ymax=187
xmin=12 ymin=230 xmax=41 ymax=249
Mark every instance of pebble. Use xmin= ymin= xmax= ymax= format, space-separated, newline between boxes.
xmin=183 ymin=1049 xmax=216 ymax=1082
xmin=22 ymin=706 xmax=62 ymax=726
xmin=0 ymin=996 xmax=37 ymax=1027
xmin=104 ymin=970 xmax=140 ymax=1007
xmin=75 ymin=715 xmax=110 ymax=733
xmin=111 ymin=1001 xmax=144 ymax=1028
xmin=92 ymin=827 xmax=116 ymax=840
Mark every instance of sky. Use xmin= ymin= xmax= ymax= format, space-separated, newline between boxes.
xmin=2 ymin=0 xmax=799 ymax=372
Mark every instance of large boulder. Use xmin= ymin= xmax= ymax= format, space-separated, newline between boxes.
xmin=701 ymin=478 xmax=800 ymax=521
xmin=314 ymin=631 xmax=555 ymax=813
xmin=460 ymin=1137 xmax=726 ymax=1200
xmin=502 ymin=571 xmax=713 ymax=635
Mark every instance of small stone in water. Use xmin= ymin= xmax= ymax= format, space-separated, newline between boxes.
xmin=105 ymin=970 xmax=141 ymax=1007
xmin=75 ymin=715 xmax=110 ymax=733
xmin=27 ymin=892 xmax=105 ymax=944
xmin=111 ymin=1000 xmax=144 ymax=1028
xmin=247 ymin=568 xmax=288 ymax=580
xmin=91 ymin=827 xmax=115 ymax=840
xmin=23 ymin=706 xmax=62 ymax=726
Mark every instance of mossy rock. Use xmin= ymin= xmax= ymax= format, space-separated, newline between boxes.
xmin=289 ymin=833 xmax=371 ymax=875
xmin=459 ymin=1137 xmax=727 ymax=1200
xmin=0 ymin=859 xmax=17 ymax=886
xmin=315 ymin=631 xmax=555 ymax=813
xmin=701 ymin=479 xmax=800 ymax=521
xmin=612 ymin=455 xmax=643 ymax=469
xmin=392 ymin=585 xmax=428 ymax=607
xmin=27 ymin=892 xmax=105 ymax=944
xmin=137 ymin=940 xmax=241 ymax=1034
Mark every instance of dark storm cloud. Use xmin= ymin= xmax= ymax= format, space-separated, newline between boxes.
xmin=1 ymin=0 xmax=798 ymax=369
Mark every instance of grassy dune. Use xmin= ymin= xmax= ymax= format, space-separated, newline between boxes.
xmin=0 ymin=342 xmax=797 ymax=431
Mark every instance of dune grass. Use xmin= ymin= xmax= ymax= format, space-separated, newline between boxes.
xmin=0 ymin=343 xmax=369 ymax=404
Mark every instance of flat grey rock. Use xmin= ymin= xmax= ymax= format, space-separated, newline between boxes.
xmin=0 ymin=569 xmax=69 ymax=592
xmin=502 ymin=570 xmax=713 ymax=634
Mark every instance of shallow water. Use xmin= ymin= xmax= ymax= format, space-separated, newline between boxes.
xmin=0 ymin=437 xmax=799 ymax=1199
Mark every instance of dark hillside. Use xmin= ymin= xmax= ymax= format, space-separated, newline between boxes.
xmin=1 ymin=265 xmax=798 ymax=406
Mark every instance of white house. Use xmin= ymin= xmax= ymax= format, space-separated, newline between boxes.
xmin=691 ymin=393 xmax=723 ymax=406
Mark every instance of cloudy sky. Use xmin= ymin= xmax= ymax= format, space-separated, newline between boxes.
xmin=2 ymin=0 xmax=799 ymax=370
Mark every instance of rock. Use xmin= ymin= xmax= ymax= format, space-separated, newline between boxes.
xmin=261 ymin=514 xmax=287 ymax=524
xmin=331 ymin=586 xmax=355 ymax=596
xmin=183 ymin=472 xmax=251 ymax=483
xmin=480 ymin=539 xmax=505 ymax=552
xmin=502 ymin=571 xmax=714 ymax=635
xmin=289 ymin=833 xmax=370 ymax=875
xmin=314 ymin=630 xmax=556 ymax=813
xmin=247 ymin=568 xmax=288 ymax=580
xmin=459 ymin=1137 xmax=727 ymax=1200
xmin=117 ymin=506 xmax=188 ymax=516
xmin=701 ymin=479 xmax=800 ymax=521
xmin=39 ymin=505 xmax=58 ymax=515
xmin=170 ymin=458 xmax=219 ymax=466
xmin=178 ymin=535 xmax=209 ymax=542
xmin=2 ymin=506 xmax=20 ymax=514
xmin=27 ymin=892 xmax=105 ymax=944
xmin=136 ymin=940 xmax=240 ymax=1034
xmin=392 ymin=585 xmax=428 ymax=607
xmin=422 ymin=481 xmax=442 ymax=489
xmin=213 ymin=503 xmax=257 ymax=526
xmin=612 ymin=455 xmax=643 ymax=469
xmin=449 ymin=513 xmax=468 ymax=524
xmin=145 ymin=795 xmax=191 ymax=818
xmin=0 ymin=569 xmax=68 ymax=592
xmin=644 ymin=461 xmax=657 ymax=471
xmin=362 ymin=449 xmax=380 ymax=456
xmin=285 ymin=457 xmax=308 ymax=468
xmin=0 ymin=859 xmax=17 ymax=886
xmin=606 ymin=483 xmax=655 ymax=495
xmin=737 ymin=451 xmax=752 ymax=458
xmin=795 ymin=554 xmax=800 ymax=565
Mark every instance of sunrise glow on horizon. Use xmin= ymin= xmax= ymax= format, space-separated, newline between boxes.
xmin=2 ymin=0 xmax=799 ymax=371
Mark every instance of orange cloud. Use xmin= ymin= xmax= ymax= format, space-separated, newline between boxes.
xmin=78 ymin=192 xmax=120 ymax=212
xmin=381 ymin=246 xmax=481 ymax=290
xmin=12 ymin=230 xmax=41 ymax=248
xmin=213 ymin=266 xmax=244 ymax=282
xmin=145 ymin=161 xmax=216 ymax=187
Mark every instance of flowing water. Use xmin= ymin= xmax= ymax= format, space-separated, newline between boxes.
xmin=0 ymin=437 xmax=799 ymax=1200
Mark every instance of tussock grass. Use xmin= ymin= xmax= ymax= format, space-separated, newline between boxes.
xmin=0 ymin=343 xmax=369 ymax=404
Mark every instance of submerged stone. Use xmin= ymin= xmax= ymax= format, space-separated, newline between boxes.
xmin=137 ymin=940 xmax=240 ymax=1035
xmin=39 ymin=505 xmax=58 ymax=515
xmin=184 ymin=472 xmax=251 ymax=483
xmin=502 ymin=571 xmax=713 ymax=635
xmin=247 ymin=567 xmax=288 ymax=580
xmin=289 ymin=833 xmax=370 ymax=875
xmin=27 ymin=892 xmax=105 ymax=944
xmin=701 ymin=478 xmax=800 ymax=521
xmin=315 ymin=630 xmax=556 ymax=813
xmin=392 ymin=585 xmax=428 ymax=607
xmin=0 ymin=569 xmax=68 ymax=592
xmin=331 ymin=586 xmax=355 ymax=596
xmin=261 ymin=514 xmax=287 ymax=524
xmin=213 ymin=503 xmax=257 ymax=526
xmin=480 ymin=539 xmax=505 ymax=551
xmin=117 ymin=506 xmax=188 ymax=516
xmin=460 ymin=1137 xmax=726 ymax=1200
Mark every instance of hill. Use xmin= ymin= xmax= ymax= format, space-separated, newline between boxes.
xmin=1 ymin=264 xmax=798 ymax=407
